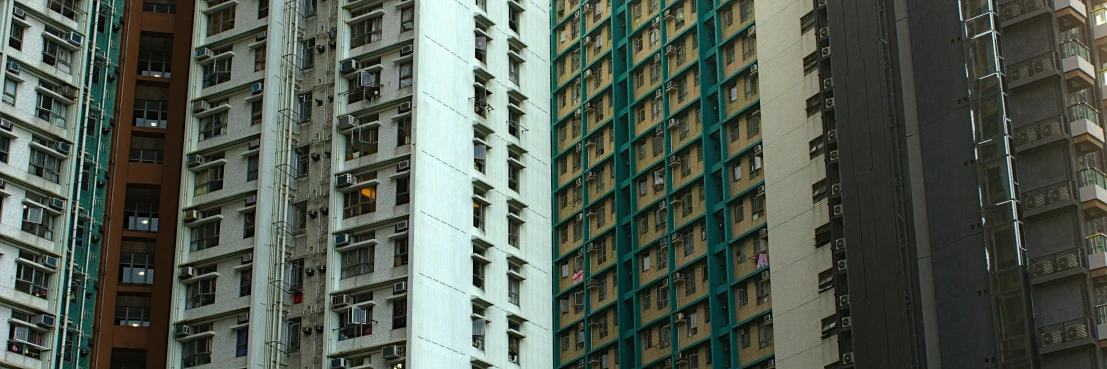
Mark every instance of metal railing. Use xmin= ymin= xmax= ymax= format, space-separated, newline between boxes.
xmin=1022 ymin=181 xmax=1074 ymax=210
xmin=1014 ymin=115 xmax=1065 ymax=146
xmin=1088 ymin=233 xmax=1107 ymax=254
xmin=1078 ymin=167 xmax=1107 ymax=188
xmin=1094 ymin=6 xmax=1107 ymax=26
xmin=1036 ymin=317 xmax=1091 ymax=348
xmin=1068 ymin=102 xmax=1101 ymax=125
xmin=1029 ymin=247 xmax=1084 ymax=278
xmin=1006 ymin=52 xmax=1056 ymax=83
xmin=1000 ymin=0 xmax=1047 ymax=20
xmin=1061 ymin=39 xmax=1092 ymax=60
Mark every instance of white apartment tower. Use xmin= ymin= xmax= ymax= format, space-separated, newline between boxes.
xmin=168 ymin=0 xmax=551 ymax=368
xmin=757 ymin=0 xmax=841 ymax=368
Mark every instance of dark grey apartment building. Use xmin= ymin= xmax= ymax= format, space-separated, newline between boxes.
xmin=818 ymin=0 xmax=1107 ymax=368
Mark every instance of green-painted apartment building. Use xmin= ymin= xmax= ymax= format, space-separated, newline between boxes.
xmin=550 ymin=0 xmax=772 ymax=368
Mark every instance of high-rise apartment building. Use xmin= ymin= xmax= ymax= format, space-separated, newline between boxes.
xmin=92 ymin=0 xmax=193 ymax=366
xmin=751 ymin=0 xmax=1107 ymax=368
xmin=0 ymin=0 xmax=121 ymax=366
xmin=756 ymin=0 xmax=841 ymax=368
xmin=550 ymin=0 xmax=773 ymax=368
xmin=165 ymin=0 xmax=551 ymax=368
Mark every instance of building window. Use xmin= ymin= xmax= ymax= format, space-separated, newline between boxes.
xmin=36 ymin=91 xmax=68 ymax=127
xmin=346 ymin=126 xmax=378 ymax=159
xmin=198 ymin=112 xmax=228 ymax=140
xmin=508 ymin=277 xmax=520 ymax=306
xmin=254 ymin=47 xmax=266 ymax=72
xmin=134 ymin=100 xmax=169 ymax=128
xmin=247 ymin=156 xmax=259 ymax=182
xmin=758 ymin=322 xmax=774 ymax=348
xmin=240 ymin=270 xmax=251 ymax=296
xmin=251 ymin=101 xmax=263 ymax=125
xmin=257 ymin=0 xmax=267 ymax=18
xmin=243 ymin=210 xmax=255 ymax=238
xmin=475 ymin=35 xmax=488 ymax=63
xmin=14 ymin=262 xmax=48 ymax=299
xmin=343 ymin=186 xmax=377 ymax=217
xmin=3 ymin=78 xmax=16 ymax=105
xmin=394 ymin=237 xmax=408 ymax=266
xmin=401 ymin=6 xmax=414 ymax=31
xmin=206 ymin=6 xmax=236 ymax=36
xmin=182 ymin=336 xmax=211 ymax=367
xmin=184 ymin=266 xmax=217 ymax=309
xmin=138 ymin=51 xmax=172 ymax=77
xmin=397 ymin=116 xmax=411 ymax=146
xmin=202 ymin=56 xmax=232 ymax=87
xmin=123 ymin=199 xmax=159 ymax=231
xmin=509 ymin=59 xmax=521 ymax=86
xmin=8 ymin=312 xmax=46 ymax=359
xmin=350 ymin=15 xmax=382 ymax=48
xmin=235 ymin=330 xmax=248 ymax=357
xmin=194 ymin=164 xmax=225 ymax=196
xmin=28 ymin=147 xmax=62 ymax=184
xmin=473 ymin=259 xmax=485 ymax=289
xmin=297 ymin=93 xmax=312 ymax=124
xmin=399 ymin=62 xmax=413 ymax=88
xmin=392 ymin=299 xmax=407 ymax=328
xmin=396 ymin=177 xmax=410 ymax=205
xmin=300 ymin=38 xmax=315 ymax=69
xmin=341 ymin=247 xmax=374 ymax=278
xmin=9 ymin=24 xmax=23 ymax=50
xmin=120 ymin=252 xmax=154 ymax=284
xmin=116 ymin=306 xmax=151 ymax=326
xmin=287 ymin=319 xmax=301 ymax=351
xmin=473 ymin=201 xmax=485 ymax=230
xmin=189 ymin=217 xmax=221 ymax=252
xmin=0 ymin=136 xmax=9 ymax=163
xmin=42 ymin=38 xmax=72 ymax=73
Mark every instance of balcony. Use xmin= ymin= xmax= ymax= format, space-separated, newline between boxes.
xmin=1094 ymin=7 xmax=1107 ymax=45
xmin=1029 ymin=247 xmax=1085 ymax=283
xmin=1087 ymin=234 xmax=1107 ymax=277
xmin=1000 ymin=0 xmax=1048 ymax=22
xmin=1037 ymin=317 xmax=1094 ymax=354
xmin=1068 ymin=103 xmax=1105 ymax=152
xmin=1021 ymin=181 xmax=1075 ymax=216
xmin=1015 ymin=115 xmax=1066 ymax=149
xmin=1006 ymin=52 xmax=1057 ymax=88
xmin=1061 ymin=40 xmax=1096 ymax=89
xmin=1079 ymin=168 xmax=1107 ymax=219
xmin=1055 ymin=0 xmax=1089 ymax=27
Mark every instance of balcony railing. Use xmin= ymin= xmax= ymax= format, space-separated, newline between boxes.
xmin=1006 ymin=52 xmax=1056 ymax=83
xmin=1037 ymin=317 xmax=1091 ymax=348
xmin=1068 ymin=102 xmax=1101 ymax=125
xmin=1094 ymin=6 xmax=1107 ymax=26
xmin=1000 ymin=0 xmax=1047 ymax=20
xmin=1088 ymin=233 xmax=1107 ymax=254
xmin=1062 ymin=40 xmax=1092 ymax=61
xmin=1029 ymin=247 xmax=1084 ymax=278
xmin=1014 ymin=115 xmax=1066 ymax=146
xmin=1021 ymin=181 xmax=1074 ymax=210
xmin=1078 ymin=168 xmax=1107 ymax=188
xmin=1097 ymin=304 xmax=1107 ymax=325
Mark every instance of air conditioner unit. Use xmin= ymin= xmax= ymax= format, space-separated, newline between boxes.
xmin=330 ymin=358 xmax=349 ymax=369
xmin=395 ymin=220 xmax=409 ymax=232
xmin=332 ymin=294 xmax=353 ymax=309
xmin=13 ymin=8 xmax=24 ymax=19
xmin=839 ymin=294 xmax=850 ymax=307
xmin=673 ymin=272 xmax=685 ymax=282
xmin=179 ymin=266 xmax=196 ymax=279
xmin=60 ymin=86 xmax=77 ymax=99
xmin=335 ymin=173 xmax=354 ymax=188
xmin=763 ymin=313 xmax=773 ymax=324
xmin=186 ymin=154 xmax=206 ymax=168
xmin=822 ymin=46 xmax=831 ymax=57
xmin=842 ymin=352 xmax=854 ymax=365
xmin=837 ymin=260 xmax=847 ymax=271
xmin=195 ymin=47 xmax=213 ymax=60
xmin=833 ymin=204 xmax=843 ymax=216
xmin=397 ymin=160 xmax=410 ymax=171
xmin=664 ymin=9 xmax=674 ymax=19
xmin=398 ymin=102 xmax=412 ymax=113
xmin=825 ymin=97 xmax=835 ymax=109
xmin=393 ymin=281 xmax=408 ymax=294
xmin=748 ymin=24 xmax=756 ymax=36
xmin=750 ymin=63 xmax=759 ymax=74
xmin=675 ymin=312 xmax=686 ymax=323
xmin=653 ymin=18 xmax=660 ymax=27
xmin=585 ymin=171 xmax=595 ymax=181
xmin=400 ymin=45 xmax=414 ymax=56
xmin=584 ymin=69 xmax=594 ymax=79
xmin=334 ymin=234 xmax=351 ymax=247
xmin=182 ymin=210 xmax=201 ymax=223
xmin=49 ymin=197 xmax=65 ymax=209
xmin=585 ymin=102 xmax=594 ymax=111
xmin=248 ymin=139 xmax=260 ymax=150
xmin=67 ymin=32 xmax=83 ymax=45
xmin=654 ymin=53 xmax=662 ymax=63
xmin=0 ymin=119 xmax=11 ymax=131
xmin=831 ymin=184 xmax=841 ymax=196
xmin=655 ymin=89 xmax=663 ymax=99
xmin=241 ymin=253 xmax=253 ymax=264
xmin=761 ymin=270 xmax=770 ymax=280
xmin=668 ymin=118 xmax=679 ymax=128
xmin=575 ymin=109 xmax=582 ymax=118
xmin=340 ymin=59 xmax=360 ymax=74
xmin=754 ymin=144 xmax=762 ymax=154
xmin=665 ymin=45 xmax=676 ymax=55
xmin=192 ymin=100 xmax=210 ymax=113
xmin=587 ymin=243 xmax=597 ymax=252
xmin=819 ymin=27 xmax=829 ymax=39
xmin=174 ymin=324 xmax=194 ymax=337
xmin=835 ymin=238 xmax=846 ymax=251
xmin=829 ymin=150 xmax=839 ymax=161
xmin=31 ymin=314 xmax=55 ymax=328
xmin=6 ymin=61 xmax=19 ymax=75
xmin=237 ymin=312 xmax=249 ymax=324
xmin=251 ymin=82 xmax=264 ymax=94
xmin=587 ymin=279 xmax=598 ymax=289
xmin=823 ymin=78 xmax=833 ymax=89
xmin=758 ymin=228 xmax=768 ymax=238
xmin=244 ymin=195 xmax=257 ymax=207
xmin=583 ymin=35 xmax=593 ymax=45
xmin=256 ymin=31 xmax=267 ymax=41
xmin=43 ymin=256 xmax=58 ymax=269
xmin=576 ymin=143 xmax=584 ymax=152
xmin=665 ymin=82 xmax=675 ymax=91
xmin=842 ymin=316 xmax=852 ymax=328
xmin=382 ymin=345 xmax=403 ymax=359
xmin=767 ymin=358 xmax=776 ymax=369
xmin=337 ymin=115 xmax=359 ymax=130
xmin=757 ymin=184 xmax=765 ymax=194
xmin=827 ymin=129 xmax=837 ymax=142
